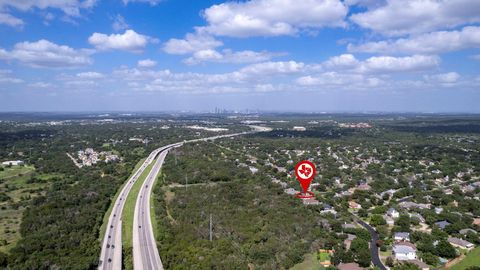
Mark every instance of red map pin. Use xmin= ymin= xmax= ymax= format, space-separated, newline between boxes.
xmin=294 ymin=160 xmax=316 ymax=198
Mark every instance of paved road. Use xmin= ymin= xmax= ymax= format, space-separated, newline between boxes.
xmin=132 ymin=126 xmax=272 ymax=269
xmin=133 ymin=150 xmax=169 ymax=270
xmin=354 ymin=218 xmax=387 ymax=270
xmin=98 ymin=145 xmax=173 ymax=270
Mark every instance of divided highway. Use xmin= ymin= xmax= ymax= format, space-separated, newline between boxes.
xmin=98 ymin=144 xmax=178 ymax=270
xmin=99 ymin=126 xmax=271 ymax=270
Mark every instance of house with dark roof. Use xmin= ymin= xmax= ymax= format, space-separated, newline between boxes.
xmin=338 ymin=262 xmax=364 ymax=270
xmin=448 ymin=237 xmax=475 ymax=250
xmin=434 ymin=220 xmax=451 ymax=230
xmin=394 ymin=232 xmax=410 ymax=242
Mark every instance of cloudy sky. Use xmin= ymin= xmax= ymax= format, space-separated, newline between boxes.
xmin=0 ymin=0 xmax=479 ymax=112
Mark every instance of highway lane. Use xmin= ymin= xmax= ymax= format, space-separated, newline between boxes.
xmin=98 ymin=147 xmax=166 ymax=270
xmin=132 ymin=126 xmax=272 ymax=269
xmin=133 ymin=150 xmax=168 ymax=270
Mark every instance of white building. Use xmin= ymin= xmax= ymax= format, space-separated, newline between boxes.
xmin=2 ymin=160 xmax=24 ymax=166
xmin=393 ymin=242 xmax=417 ymax=260
xmin=387 ymin=208 xmax=400 ymax=218
xmin=293 ymin=126 xmax=306 ymax=131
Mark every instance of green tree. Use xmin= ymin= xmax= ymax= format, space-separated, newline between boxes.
xmin=435 ymin=240 xmax=456 ymax=258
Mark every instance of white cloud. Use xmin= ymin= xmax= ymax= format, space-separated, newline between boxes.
xmin=296 ymin=72 xmax=383 ymax=89
xmin=348 ymin=26 xmax=480 ymax=54
xmin=201 ymin=0 xmax=348 ymax=37
xmin=77 ymin=71 xmax=104 ymax=79
xmin=350 ymin=0 xmax=480 ymax=36
xmin=0 ymin=39 xmax=93 ymax=68
xmin=184 ymin=49 xmax=281 ymax=65
xmin=163 ymin=31 xmax=223 ymax=55
xmin=28 ymin=82 xmax=52 ymax=88
xmin=323 ymin=54 xmax=360 ymax=69
xmin=112 ymin=14 xmax=129 ymax=31
xmin=320 ymin=54 xmax=440 ymax=74
xmin=88 ymin=30 xmax=155 ymax=52
xmin=0 ymin=69 xmax=23 ymax=83
xmin=239 ymin=61 xmax=305 ymax=75
xmin=0 ymin=12 xmax=24 ymax=27
xmin=137 ymin=59 xmax=157 ymax=68
xmin=359 ymin=55 xmax=440 ymax=73
xmin=424 ymin=72 xmax=460 ymax=86
xmin=0 ymin=0 xmax=97 ymax=17
xmin=111 ymin=60 xmax=306 ymax=93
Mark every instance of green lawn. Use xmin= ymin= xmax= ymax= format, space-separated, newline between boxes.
xmin=0 ymin=165 xmax=35 ymax=180
xmin=290 ymin=253 xmax=324 ymax=270
xmin=449 ymin=247 xmax=480 ymax=270
xmin=98 ymin=158 xmax=146 ymax=241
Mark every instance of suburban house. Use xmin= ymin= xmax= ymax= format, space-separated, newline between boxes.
xmin=435 ymin=220 xmax=451 ymax=230
xmin=387 ymin=208 xmax=400 ymax=218
xmin=384 ymin=215 xmax=395 ymax=226
xmin=459 ymin=228 xmax=477 ymax=235
xmin=337 ymin=262 xmax=364 ymax=270
xmin=349 ymin=201 xmax=362 ymax=210
xmin=393 ymin=242 xmax=417 ymax=260
xmin=448 ymin=237 xmax=475 ymax=250
xmin=342 ymin=223 xmax=357 ymax=230
xmin=344 ymin=234 xmax=357 ymax=250
xmin=408 ymin=212 xmax=426 ymax=223
xmin=406 ymin=259 xmax=430 ymax=270
xmin=394 ymin=232 xmax=410 ymax=242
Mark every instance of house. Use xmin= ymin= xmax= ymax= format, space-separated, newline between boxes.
xmin=384 ymin=215 xmax=395 ymax=226
xmin=394 ymin=232 xmax=410 ymax=242
xmin=406 ymin=259 xmax=430 ymax=270
xmin=342 ymin=223 xmax=357 ymax=230
xmin=302 ymin=197 xmax=321 ymax=205
xmin=387 ymin=208 xmax=400 ymax=218
xmin=435 ymin=207 xmax=444 ymax=214
xmin=344 ymin=234 xmax=357 ymax=250
xmin=409 ymin=213 xmax=426 ymax=223
xmin=448 ymin=237 xmax=475 ymax=250
xmin=1 ymin=160 xmax=24 ymax=166
xmin=357 ymin=183 xmax=371 ymax=191
xmin=435 ymin=220 xmax=451 ymax=230
xmin=337 ymin=262 xmax=364 ymax=270
xmin=393 ymin=242 xmax=417 ymax=260
xmin=459 ymin=228 xmax=477 ymax=235
xmin=321 ymin=204 xmax=337 ymax=215
xmin=284 ymin=188 xmax=297 ymax=195
xmin=349 ymin=201 xmax=362 ymax=210
xmin=473 ymin=218 xmax=480 ymax=226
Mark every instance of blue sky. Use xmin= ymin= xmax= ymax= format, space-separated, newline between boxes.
xmin=0 ymin=0 xmax=479 ymax=112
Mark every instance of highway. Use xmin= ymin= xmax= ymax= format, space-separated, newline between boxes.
xmin=98 ymin=125 xmax=271 ymax=269
xmin=132 ymin=150 xmax=168 ymax=270
xmin=98 ymin=145 xmax=176 ymax=270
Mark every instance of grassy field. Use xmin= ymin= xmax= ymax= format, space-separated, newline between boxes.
xmin=98 ymin=158 xmax=146 ymax=242
xmin=0 ymin=165 xmax=58 ymax=252
xmin=290 ymin=253 xmax=324 ymax=270
xmin=449 ymin=247 xmax=480 ymax=270
xmin=0 ymin=165 xmax=35 ymax=180
xmin=122 ymin=160 xmax=155 ymax=269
